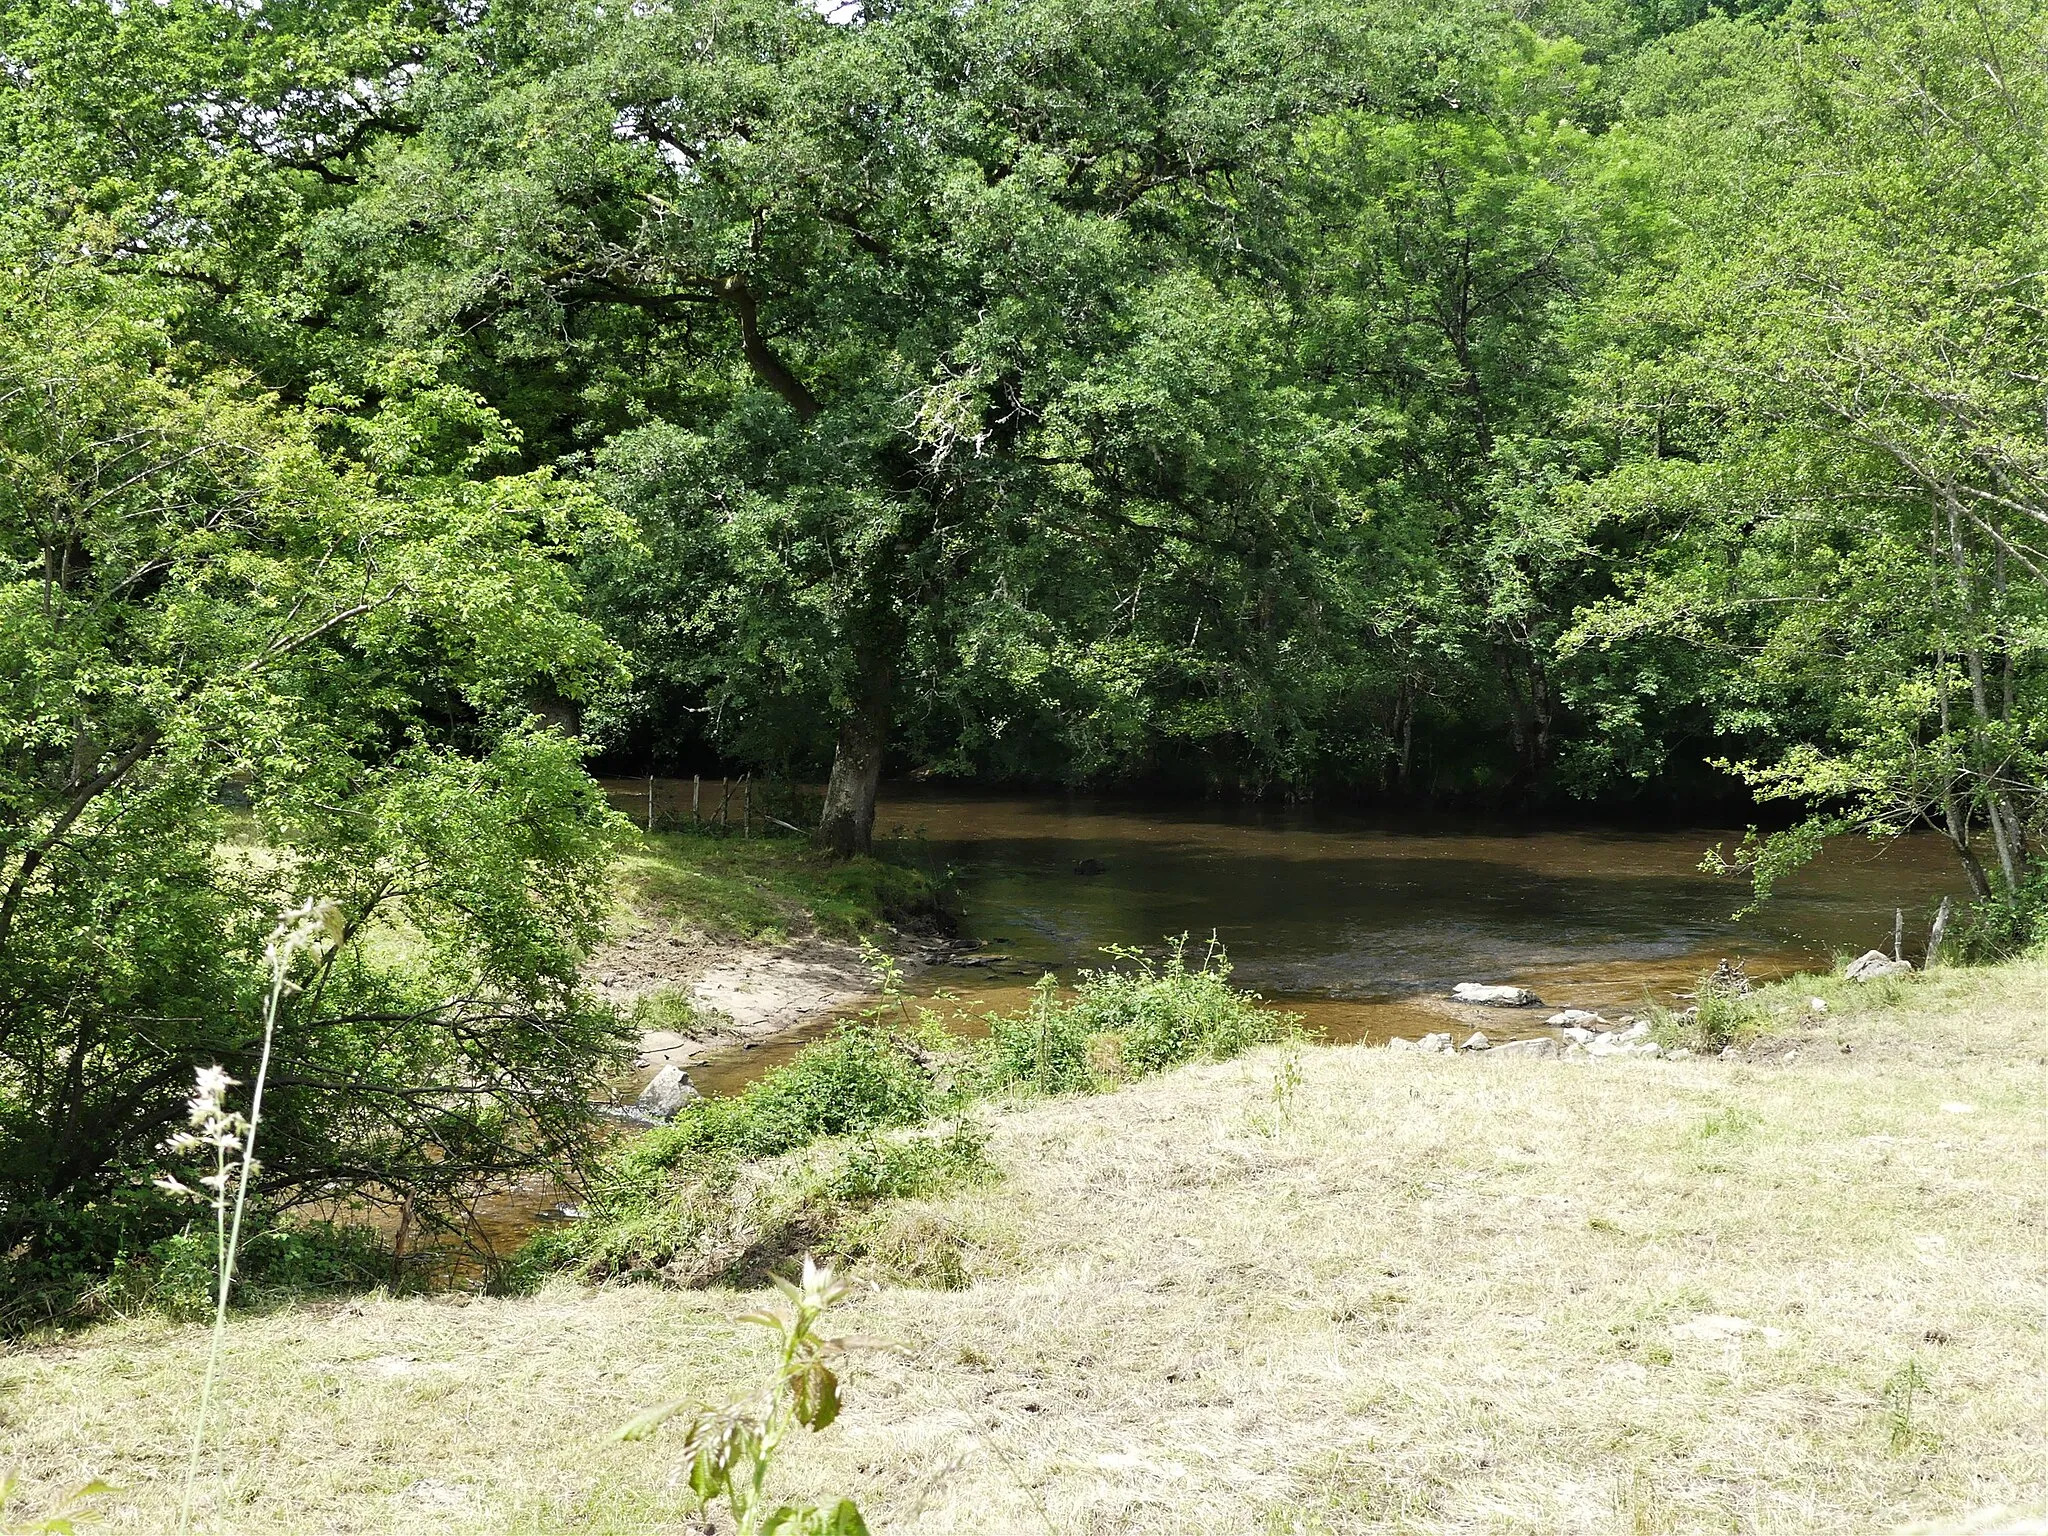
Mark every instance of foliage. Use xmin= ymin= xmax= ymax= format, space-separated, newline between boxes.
xmin=1570 ymin=0 xmax=2046 ymax=909
xmin=619 ymin=1257 xmax=883 ymax=1536
xmin=1652 ymin=961 xmax=1764 ymax=1054
xmin=0 ymin=1472 xmax=112 ymax=1536
xmin=0 ymin=263 xmax=631 ymax=1326
xmin=545 ymin=938 xmax=1285 ymax=1283
xmin=974 ymin=936 xmax=1298 ymax=1094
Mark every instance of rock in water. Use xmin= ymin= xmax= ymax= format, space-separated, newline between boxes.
xmin=635 ymin=1064 xmax=701 ymax=1120
xmin=1845 ymin=949 xmax=1913 ymax=982
xmin=1545 ymin=1009 xmax=1601 ymax=1027
xmin=1450 ymin=983 xmax=1543 ymax=1008
xmin=1490 ymin=1037 xmax=1562 ymax=1059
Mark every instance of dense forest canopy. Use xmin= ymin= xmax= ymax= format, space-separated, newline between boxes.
xmin=1 ymin=0 xmax=2042 ymax=1307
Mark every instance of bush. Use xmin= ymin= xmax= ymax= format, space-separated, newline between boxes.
xmin=1652 ymin=960 xmax=1765 ymax=1053
xmin=1956 ymin=869 xmax=2048 ymax=962
xmin=973 ymin=936 xmax=1296 ymax=1094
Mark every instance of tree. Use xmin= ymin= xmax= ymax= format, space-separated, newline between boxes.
xmin=0 ymin=264 xmax=629 ymax=1316
xmin=1569 ymin=0 xmax=2047 ymax=928
xmin=331 ymin=0 xmax=1451 ymax=848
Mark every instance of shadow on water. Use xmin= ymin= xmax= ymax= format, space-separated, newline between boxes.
xmin=875 ymin=787 xmax=1960 ymax=1023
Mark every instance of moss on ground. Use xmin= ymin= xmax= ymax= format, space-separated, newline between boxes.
xmin=4 ymin=956 xmax=2042 ymax=1534
xmin=613 ymin=828 xmax=938 ymax=942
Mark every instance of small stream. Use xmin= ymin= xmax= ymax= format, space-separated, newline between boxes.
xmin=456 ymin=788 xmax=1963 ymax=1267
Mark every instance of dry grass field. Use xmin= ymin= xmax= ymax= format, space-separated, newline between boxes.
xmin=5 ymin=960 xmax=2044 ymax=1535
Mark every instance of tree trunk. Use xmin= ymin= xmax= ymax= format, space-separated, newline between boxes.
xmin=1939 ymin=790 xmax=1994 ymax=900
xmin=817 ymin=650 xmax=894 ymax=859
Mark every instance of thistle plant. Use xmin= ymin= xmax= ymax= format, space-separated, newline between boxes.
xmin=620 ymin=1257 xmax=887 ymax=1536
xmin=160 ymin=899 xmax=342 ymax=1536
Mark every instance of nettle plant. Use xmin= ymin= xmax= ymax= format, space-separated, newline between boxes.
xmin=620 ymin=1258 xmax=889 ymax=1536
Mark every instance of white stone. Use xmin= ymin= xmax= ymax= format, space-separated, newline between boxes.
xmin=1450 ymin=983 xmax=1542 ymax=1008
xmin=1665 ymin=1047 xmax=1693 ymax=1061
xmin=1461 ymin=1031 xmax=1490 ymax=1051
xmin=634 ymin=1064 xmax=702 ymax=1119
xmin=1387 ymin=1036 xmax=1418 ymax=1052
xmin=1545 ymin=1009 xmax=1601 ymax=1028
xmin=1490 ymin=1037 xmax=1562 ymax=1059
xmin=1561 ymin=1026 xmax=1596 ymax=1045
xmin=1419 ymin=1032 xmax=1454 ymax=1054
xmin=1808 ymin=996 xmax=1829 ymax=1013
xmin=1845 ymin=949 xmax=1913 ymax=982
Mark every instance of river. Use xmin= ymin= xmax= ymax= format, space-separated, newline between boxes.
xmin=808 ymin=787 xmax=1955 ymax=1044
xmin=461 ymin=787 xmax=1965 ymax=1269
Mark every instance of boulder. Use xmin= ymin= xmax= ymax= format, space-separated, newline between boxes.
xmin=634 ymin=1064 xmax=701 ymax=1120
xmin=1387 ymin=1036 xmax=1418 ymax=1052
xmin=1461 ymin=1031 xmax=1490 ymax=1051
xmin=1450 ymin=983 xmax=1543 ymax=1008
xmin=1561 ymin=1026 xmax=1597 ymax=1045
xmin=1545 ymin=1009 xmax=1602 ymax=1028
xmin=1489 ymin=1037 xmax=1562 ymax=1059
xmin=1615 ymin=1020 xmax=1652 ymax=1044
xmin=1418 ymin=1032 xmax=1455 ymax=1054
xmin=1845 ymin=949 xmax=1913 ymax=982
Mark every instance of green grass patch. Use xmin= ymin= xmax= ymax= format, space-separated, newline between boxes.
xmin=614 ymin=828 xmax=936 ymax=941
xmin=537 ymin=937 xmax=1295 ymax=1286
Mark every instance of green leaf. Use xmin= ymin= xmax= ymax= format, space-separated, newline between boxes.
xmin=789 ymin=1362 xmax=840 ymax=1431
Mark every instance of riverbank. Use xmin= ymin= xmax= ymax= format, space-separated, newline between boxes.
xmin=591 ymin=828 xmax=954 ymax=1072
xmin=5 ymin=957 xmax=2042 ymax=1533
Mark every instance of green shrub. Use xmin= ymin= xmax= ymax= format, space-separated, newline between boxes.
xmin=630 ymin=986 xmax=702 ymax=1035
xmin=973 ymin=976 xmax=1100 ymax=1095
xmin=824 ymin=1121 xmax=993 ymax=1204
xmin=1653 ymin=960 xmax=1766 ymax=1053
xmin=1955 ymin=870 xmax=2048 ymax=962
xmin=622 ymin=1025 xmax=947 ymax=1174
xmin=973 ymin=936 xmax=1295 ymax=1094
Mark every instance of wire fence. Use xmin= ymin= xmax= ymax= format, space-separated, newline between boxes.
xmin=594 ymin=775 xmax=823 ymax=839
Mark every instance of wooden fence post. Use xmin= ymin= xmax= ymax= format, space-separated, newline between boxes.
xmin=742 ymin=774 xmax=751 ymax=839
xmin=719 ymin=777 xmax=730 ymax=829
xmin=692 ymin=774 xmax=701 ymax=824
xmin=1926 ymin=896 xmax=1952 ymax=966
xmin=645 ymin=773 xmax=655 ymax=834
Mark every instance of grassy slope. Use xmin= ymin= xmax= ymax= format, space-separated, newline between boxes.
xmin=614 ymin=829 xmax=937 ymax=942
xmin=4 ymin=962 xmax=2043 ymax=1534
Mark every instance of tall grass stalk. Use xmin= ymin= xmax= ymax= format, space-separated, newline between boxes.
xmin=169 ymin=900 xmax=339 ymax=1536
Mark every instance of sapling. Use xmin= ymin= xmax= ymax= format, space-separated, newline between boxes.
xmin=0 ymin=1472 xmax=113 ymax=1534
xmin=620 ymin=1257 xmax=889 ymax=1535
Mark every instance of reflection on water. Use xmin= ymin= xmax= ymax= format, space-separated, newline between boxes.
xmin=457 ymin=787 xmax=1962 ymax=1267
xmin=878 ymin=788 xmax=1959 ymax=1035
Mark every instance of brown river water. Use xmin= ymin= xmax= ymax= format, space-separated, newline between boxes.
xmin=450 ymin=787 xmax=1965 ymax=1269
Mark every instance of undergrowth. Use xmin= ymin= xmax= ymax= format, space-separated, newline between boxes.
xmin=535 ymin=936 xmax=1294 ymax=1288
